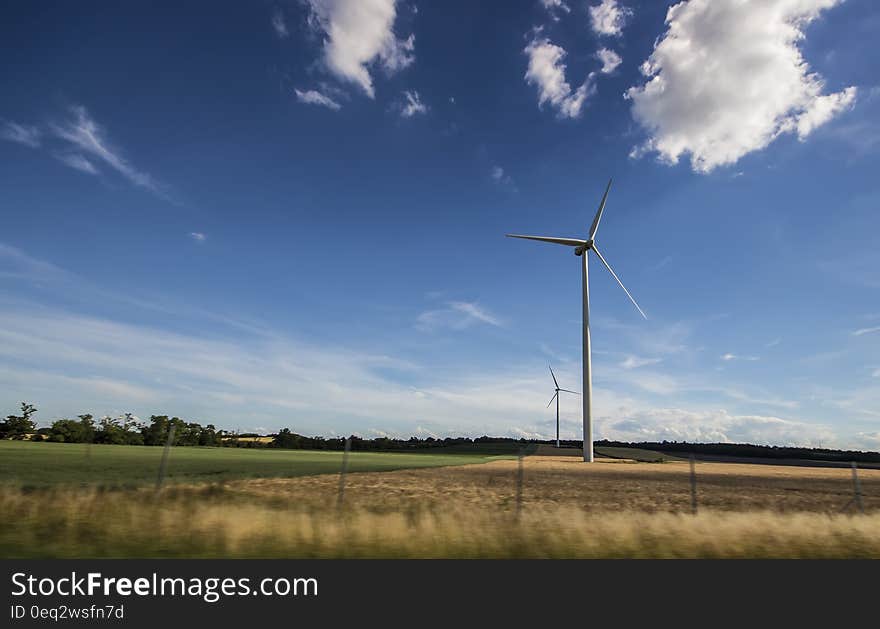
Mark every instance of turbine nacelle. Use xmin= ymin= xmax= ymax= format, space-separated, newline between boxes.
xmin=574 ymin=240 xmax=593 ymax=256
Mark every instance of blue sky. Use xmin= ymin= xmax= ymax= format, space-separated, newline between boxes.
xmin=1 ymin=0 xmax=878 ymax=448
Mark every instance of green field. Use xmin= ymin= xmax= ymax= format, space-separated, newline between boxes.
xmin=0 ymin=441 xmax=512 ymax=487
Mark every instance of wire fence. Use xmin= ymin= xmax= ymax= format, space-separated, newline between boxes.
xmin=107 ymin=438 xmax=880 ymax=516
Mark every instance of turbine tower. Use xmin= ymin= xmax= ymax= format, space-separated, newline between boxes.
xmin=508 ymin=179 xmax=646 ymax=462
xmin=547 ymin=365 xmax=579 ymax=449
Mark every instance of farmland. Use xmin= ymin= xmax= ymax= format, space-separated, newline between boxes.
xmin=1 ymin=444 xmax=879 ymax=558
xmin=0 ymin=440 xmax=512 ymax=486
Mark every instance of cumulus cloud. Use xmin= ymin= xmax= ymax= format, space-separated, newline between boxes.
xmin=294 ymin=88 xmax=342 ymax=110
xmin=596 ymin=47 xmax=622 ymax=74
xmin=589 ymin=0 xmax=632 ymax=37
xmin=599 ymin=408 xmax=835 ymax=448
xmin=1 ymin=121 xmax=41 ymax=147
xmin=189 ymin=232 xmax=206 ymax=242
xmin=416 ymin=301 xmax=501 ymax=332
xmin=399 ymin=90 xmax=427 ymax=117
xmin=271 ymin=9 xmax=288 ymax=38
xmin=626 ymin=0 xmax=857 ymax=173
xmin=524 ymin=37 xmax=593 ymax=119
xmin=541 ymin=0 xmax=570 ymax=21
xmin=305 ymin=0 xmax=414 ymax=98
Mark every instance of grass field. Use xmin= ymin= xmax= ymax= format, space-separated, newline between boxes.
xmin=0 ymin=440 xmax=512 ymax=487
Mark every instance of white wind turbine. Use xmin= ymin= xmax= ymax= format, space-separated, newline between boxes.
xmin=547 ymin=365 xmax=579 ymax=449
xmin=508 ymin=179 xmax=647 ymax=462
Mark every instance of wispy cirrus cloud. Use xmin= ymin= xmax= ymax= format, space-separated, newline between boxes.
xmin=53 ymin=152 xmax=98 ymax=174
xmin=416 ymin=301 xmax=501 ymax=332
xmin=399 ymin=90 xmax=427 ymax=117
xmin=619 ymin=355 xmax=662 ymax=370
xmin=3 ymin=106 xmax=172 ymax=201
xmin=294 ymin=88 xmax=342 ymax=110
xmin=1 ymin=121 xmax=41 ymax=147
xmin=49 ymin=106 xmax=168 ymax=197
xmin=271 ymin=9 xmax=288 ymax=38
xmin=721 ymin=353 xmax=760 ymax=362
xmin=853 ymin=326 xmax=880 ymax=337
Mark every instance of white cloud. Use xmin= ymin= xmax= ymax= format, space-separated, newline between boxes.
xmin=1 ymin=121 xmax=41 ymax=148
xmin=271 ymin=9 xmax=289 ymax=38
xmin=416 ymin=301 xmax=501 ymax=332
xmin=541 ymin=0 xmax=570 ymax=21
xmin=400 ymin=90 xmax=427 ymax=117
xmin=50 ymin=105 xmax=170 ymax=199
xmin=490 ymin=165 xmax=515 ymax=189
xmin=589 ymin=0 xmax=632 ymax=37
xmin=600 ymin=408 xmax=835 ymax=448
xmin=294 ymin=88 xmax=342 ymax=110
xmin=524 ymin=37 xmax=593 ymax=119
xmin=305 ymin=0 xmax=414 ymax=98
xmin=853 ymin=326 xmax=880 ymax=337
xmin=189 ymin=232 xmax=206 ymax=242
xmin=619 ymin=355 xmax=662 ymax=369
xmin=541 ymin=0 xmax=569 ymax=11
xmin=721 ymin=353 xmax=760 ymax=362
xmin=626 ymin=0 xmax=857 ymax=173
xmin=54 ymin=153 xmax=99 ymax=175
xmin=596 ymin=47 xmax=622 ymax=74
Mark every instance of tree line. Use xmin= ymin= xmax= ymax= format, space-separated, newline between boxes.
xmin=595 ymin=439 xmax=880 ymax=464
xmin=5 ymin=402 xmax=879 ymax=462
xmin=1 ymin=402 xmax=525 ymax=452
xmin=1 ymin=402 xmax=222 ymax=446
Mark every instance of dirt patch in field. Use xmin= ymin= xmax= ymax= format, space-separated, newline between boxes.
xmin=227 ymin=456 xmax=880 ymax=514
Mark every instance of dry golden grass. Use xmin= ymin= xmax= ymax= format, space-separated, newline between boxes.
xmin=2 ymin=456 xmax=879 ymax=557
xmin=226 ymin=455 xmax=880 ymax=514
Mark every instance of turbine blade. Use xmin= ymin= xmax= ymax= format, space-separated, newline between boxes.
xmin=549 ymin=365 xmax=559 ymax=388
xmin=559 ymin=388 xmax=580 ymax=395
xmin=546 ymin=392 xmax=558 ymax=408
xmin=588 ymin=178 xmax=613 ymax=239
xmin=506 ymin=234 xmax=587 ymax=247
xmin=592 ymin=246 xmax=648 ymax=320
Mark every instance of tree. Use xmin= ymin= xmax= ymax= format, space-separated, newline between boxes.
xmin=1 ymin=402 xmax=37 ymax=439
xmin=48 ymin=414 xmax=95 ymax=443
xmin=95 ymin=413 xmax=143 ymax=445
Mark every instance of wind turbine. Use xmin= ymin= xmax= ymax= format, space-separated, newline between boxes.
xmin=547 ymin=365 xmax=579 ymax=449
xmin=508 ymin=178 xmax=646 ymax=462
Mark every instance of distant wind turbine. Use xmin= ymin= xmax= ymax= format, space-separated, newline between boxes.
xmin=508 ymin=179 xmax=647 ymax=462
xmin=547 ymin=365 xmax=579 ymax=449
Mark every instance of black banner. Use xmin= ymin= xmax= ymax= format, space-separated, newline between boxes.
xmin=2 ymin=560 xmax=876 ymax=626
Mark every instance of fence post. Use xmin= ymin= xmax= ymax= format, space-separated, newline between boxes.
xmin=689 ymin=454 xmax=698 ymax=515
xmin=515 ymin=448 xmax=524 ymax=521
xmin=852 ymin=461 xmax=864 ymax=514
xmin=336 ymin=437 xmax=352 ymax=512
xmin=155 ymin=424 xmax=177 ymax=492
